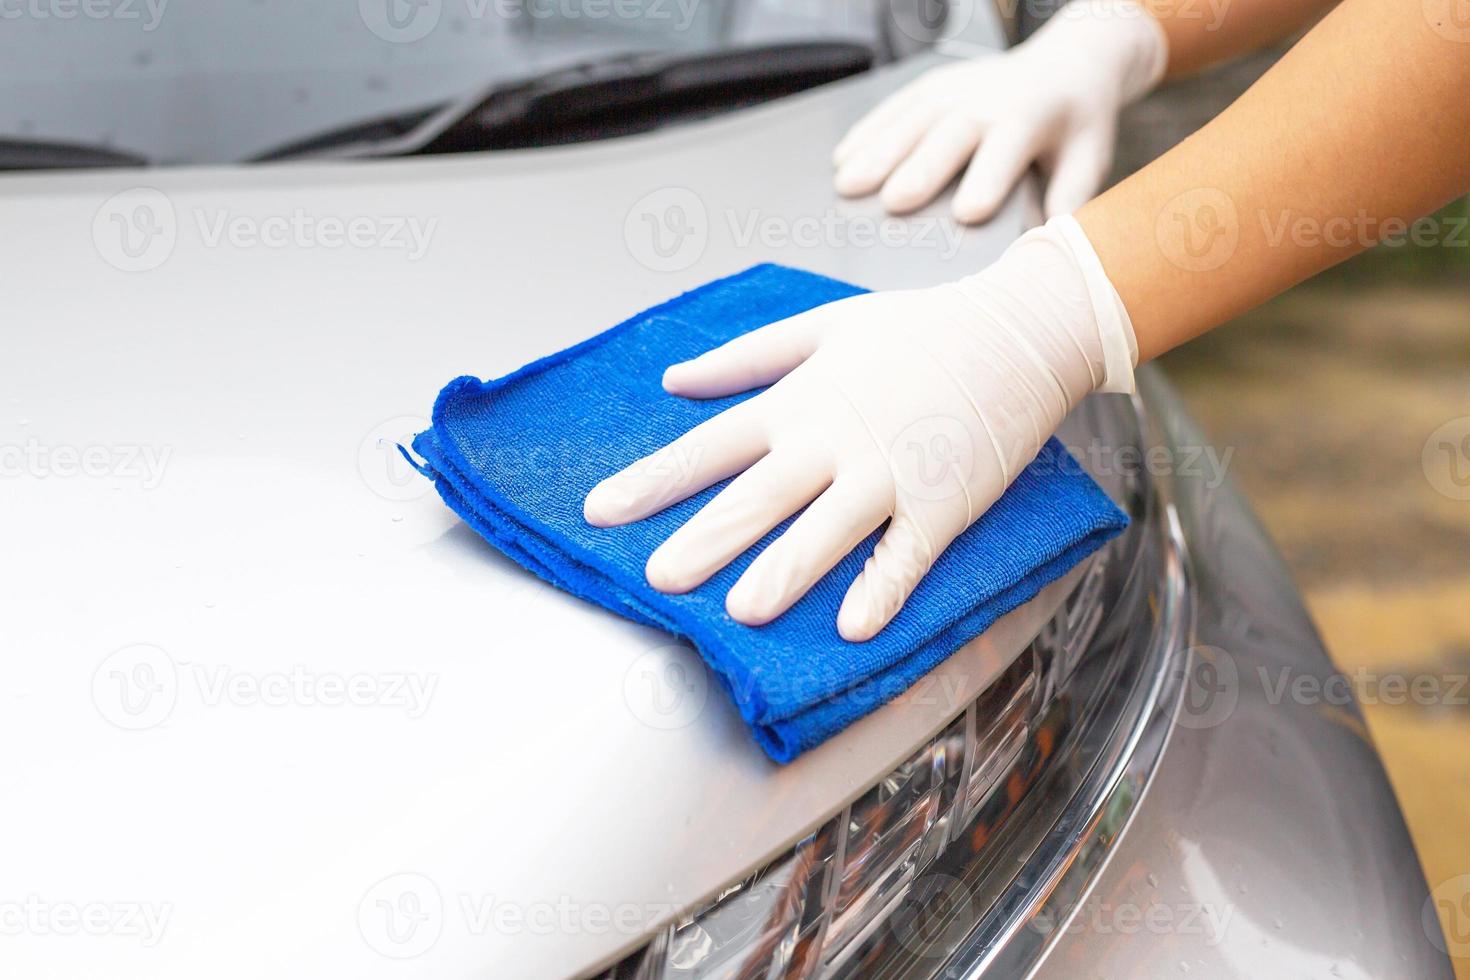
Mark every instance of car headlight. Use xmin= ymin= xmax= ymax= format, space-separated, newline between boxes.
xmin=596 ymin=396 xmax=1190 ymax=980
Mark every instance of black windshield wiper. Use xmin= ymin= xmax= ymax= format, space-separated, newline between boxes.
xmin=254 ymin=41 xmax=872 ymax=163
xmin=0 ymin=136 xmax=148 ymax=171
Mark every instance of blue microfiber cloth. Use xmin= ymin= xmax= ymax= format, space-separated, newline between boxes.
xmin=410 ymin=264 xmax=1127 ymax=763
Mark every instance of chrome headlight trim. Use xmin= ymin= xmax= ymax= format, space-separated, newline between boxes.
xmin=941 ymin=463 xmax=1191 ymax=978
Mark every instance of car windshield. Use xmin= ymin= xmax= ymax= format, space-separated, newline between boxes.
xmin=0 ymin=0 xmax=924 ymax=167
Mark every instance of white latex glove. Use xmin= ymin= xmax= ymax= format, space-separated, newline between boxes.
xmin=834 ymin=0 xmax=1168 ymax=223
xmin=583 ymin=216 xmax=1137 ymax=641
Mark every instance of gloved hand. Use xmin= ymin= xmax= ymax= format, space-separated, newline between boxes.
xmin=584 ymin=216 xmax=1138 ymax=641
xmin=833 ymin=0 xmax=1168 ymax=223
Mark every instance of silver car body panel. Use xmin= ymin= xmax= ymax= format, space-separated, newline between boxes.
xmin=0 ymin=11 xmax=1445 ymax=979
xmin=1 ymin=43 xmax=1051 ymax=980
xmin=1033 ymin=370 xmax=1454 ymax=980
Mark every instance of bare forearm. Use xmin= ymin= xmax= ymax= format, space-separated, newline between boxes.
xmin=1142 ymin=0 xmax=1341 ymax=76
xmin=1080 ymin=0 xmax=1470 ymax=361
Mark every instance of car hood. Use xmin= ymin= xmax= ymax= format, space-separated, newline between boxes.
xmin=0 ymin=48 xmax=1100 ymax=980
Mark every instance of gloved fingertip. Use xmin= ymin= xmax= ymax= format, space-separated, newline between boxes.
xmin=836 ymin=600 xmax=881 ymax=643
xmin=644 ymin=549 xmax=694 ymax=595
xmin=583 ymin=480 xmax=632 ymax=527
xmin=879 ymin=177 xmax=929 ymax=215
xmin=725 ymin=582 xmax=775 ymax=628
xmin=582 ymin=499 xmax=614 ymax=528
xmin=661 ymin=362 xmax=693 ymax=395
xmin=951 ymin=191 xmax=1001 ymax=227
xmin=834 ymin=162 xmax=882 ymax=199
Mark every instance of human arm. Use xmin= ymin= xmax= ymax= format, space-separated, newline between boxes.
xmin=585 ymin=0 xmax=1470 ymax=640
xmin=1142 ymin=0 xmax=1340 ymax=78
xmin=1087 ymin=0 xmax=1470 ymax=358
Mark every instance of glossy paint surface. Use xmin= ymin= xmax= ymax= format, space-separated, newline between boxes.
xmin=0 ymin=42 xmax=1063 ymax=980
xmin=1033 ymin=371 xmax=1452 ymax=979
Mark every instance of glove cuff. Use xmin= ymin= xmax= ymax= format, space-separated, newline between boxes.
xmin=1050 ymin=214 xmax=1139 ymax=394
xmin=951 ymin=214 xmax=1139 ymax=410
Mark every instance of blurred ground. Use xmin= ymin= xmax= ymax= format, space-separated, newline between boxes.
xmin=1161 ymin=236 xmax=1470 ymax=975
